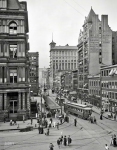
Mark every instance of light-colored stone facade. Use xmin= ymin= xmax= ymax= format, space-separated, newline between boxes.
xmin=49 ymin=41 xmax=78 ymax=85
xmin=78 ymin=8 xmax=112 ymax=93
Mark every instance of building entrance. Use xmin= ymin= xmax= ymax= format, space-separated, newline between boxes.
xmin=8 ymin=93 xmax=18 ymax=117
xmin=10 ymin=100 xmax=17 ymax=113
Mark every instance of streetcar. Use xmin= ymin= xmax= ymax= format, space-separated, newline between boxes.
xmin=64 ymin=102 xmax=92 ymax=120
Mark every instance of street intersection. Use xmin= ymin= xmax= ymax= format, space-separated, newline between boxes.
xmin=0 ymin=92 xmax=117 ymax=150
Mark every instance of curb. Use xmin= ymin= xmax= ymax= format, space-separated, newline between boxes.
xmin=0 ymin=120 xmax=65 ymax=132
xmin=92 ymin=110 xmax=117 ymax=122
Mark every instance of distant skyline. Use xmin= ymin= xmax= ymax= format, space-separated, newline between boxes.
xmin=21 ymin=0 xmax=117 ymax=68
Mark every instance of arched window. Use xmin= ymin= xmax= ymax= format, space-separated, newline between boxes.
xmin=9 ymin=22 xmax=17 ymax=34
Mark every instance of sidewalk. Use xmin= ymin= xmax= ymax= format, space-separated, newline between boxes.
xmin=0 ymin=117 xmax=62 ymax=132
xmin=0 ymin=92 xmax=62 ymax=132
xmin=77 ymin=99 xmax=117 ymax=121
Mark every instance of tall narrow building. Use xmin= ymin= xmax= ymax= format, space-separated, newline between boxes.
xmin=78 ymin=8 xmax=112 ymax=94
xmin=28 ymin=52 xmax=39 ymax=96
xmin=0 ymin=0 xmax=30 ymax=120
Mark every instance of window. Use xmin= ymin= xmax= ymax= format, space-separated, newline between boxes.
xmin=9 ymin=22 xmax=17 ymax=34
xmin=99 ymin=58 xmax=102 ymax=64
xmin=10 ymin=44 xmax=17 ymax=58
xmin=10 ymin=69 xmax=17 ymax=83
xmin=99 ymin=49 xmax=102 ymax=55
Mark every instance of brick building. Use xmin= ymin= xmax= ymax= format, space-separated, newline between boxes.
xmin=28 ymin=52 xmax=39 ymax=96
xmin=0 ymin=0 xmax=30 ymax=120
xmin=101 ymin=65 xmax=117 ymax=113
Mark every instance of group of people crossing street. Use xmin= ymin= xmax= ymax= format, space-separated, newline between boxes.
xmin=49 ymin=135 xmax=72 ymax=150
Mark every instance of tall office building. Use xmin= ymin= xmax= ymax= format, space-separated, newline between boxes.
xmin=28 ymin=52 xmax=39 ymax=96
xmin=0 ymin=0 xmax=30 ymax=120
xmin=78 ymin=8 xmax=112 ymax=94
xmin=49 ymin=41 xmax=78 ymax=85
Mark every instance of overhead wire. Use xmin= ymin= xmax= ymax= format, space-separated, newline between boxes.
xmin=72 ymin=0 xmax=88 ymax=12
xmin=63 ymin=0 xmax=85 ymax=17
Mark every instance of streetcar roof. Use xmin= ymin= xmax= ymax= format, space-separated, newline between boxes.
xmin=64 ymin=102 xmax=92 ymax=110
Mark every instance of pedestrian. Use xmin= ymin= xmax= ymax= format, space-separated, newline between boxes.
xmin=111 ymin=112 xmax=113 ymax=118
xmin=68 ymin=135 xmax=72 ymax=146
xmin=38 ymin=125 xmax=41 ymax=134
xmin=31 ymin=117 xmax=33 ymax=125
xmin=50 ymin=117 xmax=53 ymax=124
xmin=60 ymin=135 xmax=63 ymax=145
xmin=90 ymin=116 xmax=93 ymax=123
xmin=105 ymin=144 xmax=109 ymax=150
xmin=63 ymin=136 xmax=67 ymax=146
xmin=74 ymin=118 xmax=77 ymax=127
xmin=57 ymin=138 xmax=60 ymax=149
xmin=110 ymin=135 xmax=113 ymax=146
xmin=60 ymin=118 xmax=62 ymax=124
xmin=57 ymin=122 xmax=59 ymax=130
xmin=100 ymin=114 xmax=103 ymax=120
xmin=49 ymin=143 xmax=54 ymax=150
xmin=94 ymin=116 xmax=97 ymax=124
xmin=10 ymin=119 xmax=12 ymax=126
xmin=113 ymin=134 xmax=116 ymax=147
xmin=114 ymin=114 xmax=116 ymax=120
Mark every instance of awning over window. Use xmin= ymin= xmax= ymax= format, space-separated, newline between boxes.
xmin=83 ymin=83 xmax=88 ymax=88
xmin=109 ymin=68 xmax=117 ymax=76
xmin=69 ymin=91 xmax=77 ymax=95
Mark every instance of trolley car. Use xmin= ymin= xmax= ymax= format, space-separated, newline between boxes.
xmin=64 ymin=102 xmax=92 ymax=119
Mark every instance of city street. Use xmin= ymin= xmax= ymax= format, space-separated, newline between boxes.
xmin=0 ymin=92 xmax=117 ymax=150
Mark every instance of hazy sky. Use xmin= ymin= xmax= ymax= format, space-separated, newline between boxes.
xmin=20 ymin=0 xmax=117 ymax=68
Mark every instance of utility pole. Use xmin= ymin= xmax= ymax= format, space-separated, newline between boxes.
xmin=40 ymin=94 xmax=42 ymax=125
xmin=60 ymin=89 xmax=62 ymax=115
xmin=100 ymin=69 xmax=102 ymax=109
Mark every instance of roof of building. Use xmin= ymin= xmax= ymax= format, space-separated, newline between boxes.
xmin=7 ymin=0 xmax=22 ymax=10
xmin=51 ymin=46 xmax=78 ymax=50
xmin=87 ymin=7 xmax=96 ymax=23
xmin=49 ymin=40 xmax=56 ymax=45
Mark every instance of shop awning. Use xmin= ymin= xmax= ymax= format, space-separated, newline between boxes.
xmin=69 ymin=91 xmax=77 ymax=95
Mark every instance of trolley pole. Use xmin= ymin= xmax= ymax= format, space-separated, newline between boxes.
xmin=60 ymin=89 xmax=62 ymax=115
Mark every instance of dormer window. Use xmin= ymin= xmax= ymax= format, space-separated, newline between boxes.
xmin=9 ymin=22 xmax=17 ymax=34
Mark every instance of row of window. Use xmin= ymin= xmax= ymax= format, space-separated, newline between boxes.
xmin=0 ymin=43 xmax=25 ymax=58
xmin=89 ymin=89 xmax=100 ymax=96
xmin=102 ymin=91 xmax=117 ymax=100
xmin=101 ymin=69 xmax=112 ymax=77
xmin=102 ymin=81 xmax=117 ymax=89
xmin=52 ymin=51 xmax=77 ymax=55
xmin=0 ymin=67 xmax=26 ymax=83
xmin=52 ymin=57 xmax=77 ymax=59
xmin=89 ymin=80 xmax=100 ymax=87
xmin=0 ymin=21 xmax=25 ymax=34
xmin=53 ymin=60 xmax=77 ymax=62
xmin=53 ymin=63 xmax=77 ymax=70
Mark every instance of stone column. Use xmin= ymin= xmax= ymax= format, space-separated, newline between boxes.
xmin=22 ymin=93 xmax=25 ymax=109
xmin=4 ymin=93 xmax=7 ymax=110
xmin=18 ymin=92 xmax=21 ymax=110
xmin=0 ymin=94 xmax=3 ymax=110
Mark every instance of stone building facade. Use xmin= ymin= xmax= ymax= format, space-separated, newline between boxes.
xmin=49 ymin=41 xmax=78 ymax=85
xmin=0 ymin=0 xmax=30 ymax=120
